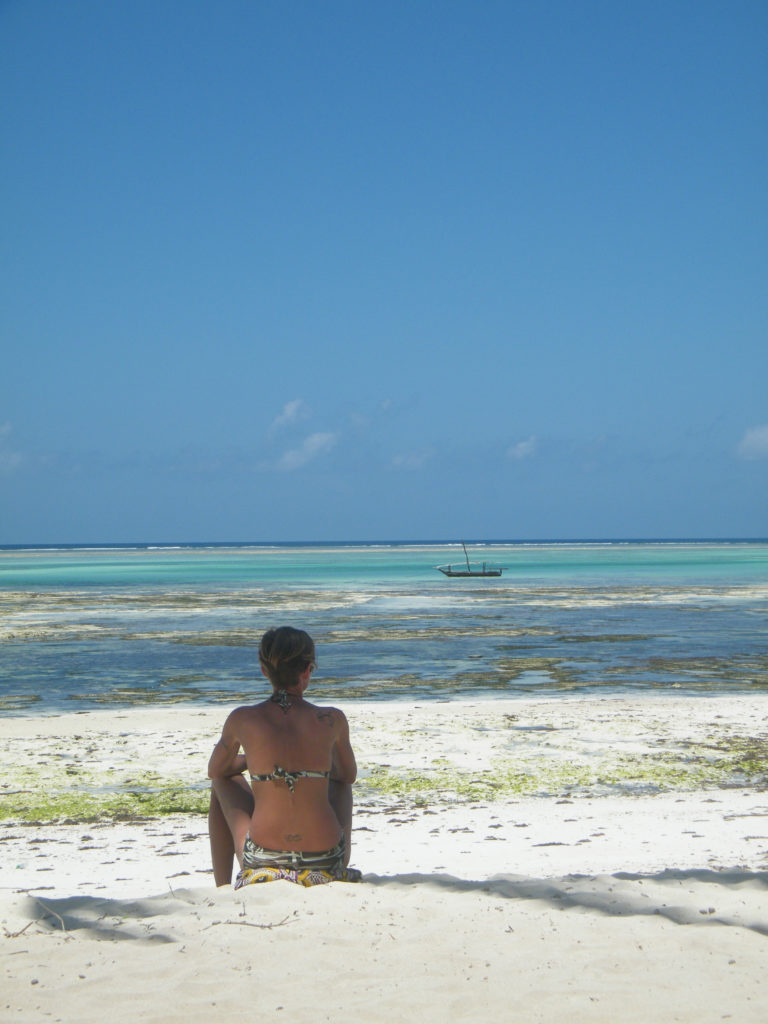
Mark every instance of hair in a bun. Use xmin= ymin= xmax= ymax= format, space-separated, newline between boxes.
xmin=259 ymin=626 xmax=316 ymax=689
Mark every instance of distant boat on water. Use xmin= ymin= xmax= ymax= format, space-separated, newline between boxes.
xmin=436 ymin=542 xmax=506 ymax=577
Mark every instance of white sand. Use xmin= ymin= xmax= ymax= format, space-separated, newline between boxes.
xmin=2 ymin=696 xmax=768 ymax=1022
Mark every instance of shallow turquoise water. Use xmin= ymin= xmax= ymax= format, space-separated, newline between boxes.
xmin=1 ymin=541 xmax=766 ymax=713
xmin=2 ymin=540 xmax=766 ymax=588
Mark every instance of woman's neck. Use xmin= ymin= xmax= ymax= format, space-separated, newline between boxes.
xmin=269 ymin=687 xmax=301 ymax=713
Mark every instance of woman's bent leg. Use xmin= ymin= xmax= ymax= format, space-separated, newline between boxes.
xmin=328 ymin=780 xmax=353 ymax=867
xmin=209 ymin=775 xmax=254 ymax=887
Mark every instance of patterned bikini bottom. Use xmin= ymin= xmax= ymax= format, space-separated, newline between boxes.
xmin=234 ymin=834 xmax=362 ymax=888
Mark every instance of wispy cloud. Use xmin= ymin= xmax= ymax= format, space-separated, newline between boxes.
xmin=348 ymin=397 xmax=396 ymax=432
xmin=737 ymin=425 xmax=768 ymax=460
xmin=507 ymin=435 xmax=538 ymax=460
xmin=0 ymin=421 xmax=23 ymax=473
xmin=277 ymin=432 xmax=338 ymax=471
xmin=270 ymin=398 xmax=310 ymax=434
xmin=391 ymin=448 xmax=433 ymax=470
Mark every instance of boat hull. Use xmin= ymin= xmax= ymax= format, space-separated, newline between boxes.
xmin=437 ymin=565 xmax=503 ymax=577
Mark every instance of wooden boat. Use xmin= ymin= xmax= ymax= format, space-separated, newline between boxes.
xmin=436 ymin=543 xmax=506 ymax=577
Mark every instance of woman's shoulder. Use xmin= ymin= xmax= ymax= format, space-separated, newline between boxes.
xmin=224 ymin=702 xmax=271 ymax=725
xmin=303 ymin=701 xmax=349 ymax=725
xmin=305 ymin=700 xmax=350 ymax=733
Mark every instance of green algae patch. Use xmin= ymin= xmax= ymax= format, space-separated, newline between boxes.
xmin=701 ymin=734 xmax=768 ymax=783
xmin=64 ymin=684 xmax=241 ymax=706
xmin=0 ymin=782 xmax=210 ymax=824
xmin=0 ymin=693 xmax=41 ymax=711
xmin=0 ymin=750 xmax=215 ymax=824
xmin=594 ymin=754 xmax=732 ymax=791
xmin=362 ymin=741 xmax=768 ymax=805
xmin=364 ymin=760 xmax=597 ymax=803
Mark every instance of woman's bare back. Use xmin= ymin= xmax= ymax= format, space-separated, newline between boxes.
xmin=210 ymin=695 xmax=356 ymax=852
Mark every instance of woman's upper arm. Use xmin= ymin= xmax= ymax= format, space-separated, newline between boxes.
xmin=331 ymin=711 xmax=357 ymax=784
xmin=207 ymin=711 xmax=242 ymax=779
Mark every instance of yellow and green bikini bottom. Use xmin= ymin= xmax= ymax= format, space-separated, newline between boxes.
xmin=235 ymin=834 xmax=362 ymax=888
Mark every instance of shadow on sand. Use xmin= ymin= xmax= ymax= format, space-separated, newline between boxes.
xmin=364 ymin=868 xmax=768 ymax=937
xmin=16 ymin=867 xmax=768 ymax=942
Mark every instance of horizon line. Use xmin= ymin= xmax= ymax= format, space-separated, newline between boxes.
xmin=2 ymin=536 xmax=767 ymax=551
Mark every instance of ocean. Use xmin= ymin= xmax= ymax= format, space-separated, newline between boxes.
xmin=1 ymin=541 xmax=766 ymax=715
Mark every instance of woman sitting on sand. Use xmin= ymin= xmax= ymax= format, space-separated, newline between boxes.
xmin=208 ymin=625 xmax=359 ymax=887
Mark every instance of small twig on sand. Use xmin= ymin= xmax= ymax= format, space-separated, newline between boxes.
xmin=203 ymin=913 xmax=295 ymax=931
xmin=33 ymin=899 xmax=67 ymax=933
xmin=3 ymin=920 xmax=33 ymax=938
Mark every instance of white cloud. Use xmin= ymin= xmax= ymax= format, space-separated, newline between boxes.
xmin=0 ymin=421 xmax=23 ymax=474
xmin=391 ymin=448 xmax=433 ymax=470
xmin=737 ymin=425 xmax=768 ymax=460
xmin=507 ymin=435 xmax=538 ymax=460
xmin=270 ymin=399 xmax=310 ymax=434
xmin=278 ymin=432 xmax=338 ymax=471
xmin=0 ymin=451 xmax=22 ymax=473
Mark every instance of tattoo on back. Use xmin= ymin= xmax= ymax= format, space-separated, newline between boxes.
xmin=316 ymin=710 xmax=334 ymax=726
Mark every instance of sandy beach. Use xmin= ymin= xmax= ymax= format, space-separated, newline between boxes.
xmin=2 ymin=695 xmax=767 ymax=1022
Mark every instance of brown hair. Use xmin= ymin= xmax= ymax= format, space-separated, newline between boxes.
xmin=258 ymin=626 xmax=316 ymax=689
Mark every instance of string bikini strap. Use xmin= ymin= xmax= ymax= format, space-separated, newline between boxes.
xmin=251 ymin=765 xmax=329 ymax=793
xmin=270 ymin=688 xmax=292 ymax=713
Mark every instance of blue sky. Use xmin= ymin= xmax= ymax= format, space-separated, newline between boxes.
xmin=1 ymin=0 xmax=766 ymax=542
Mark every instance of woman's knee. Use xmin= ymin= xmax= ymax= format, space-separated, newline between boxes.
xmin=211 ymin=775 xmax=254 ymax=815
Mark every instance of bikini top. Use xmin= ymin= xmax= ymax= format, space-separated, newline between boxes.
xmin=250 ymin=765 xmax=330 ymax=793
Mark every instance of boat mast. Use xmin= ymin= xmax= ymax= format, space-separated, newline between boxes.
xmin=462 ymin=542 xmax=470 ymax=572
